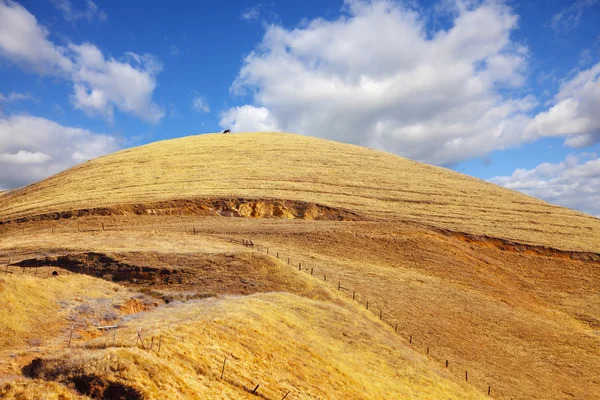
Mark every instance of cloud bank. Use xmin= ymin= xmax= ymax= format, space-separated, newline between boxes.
xmin=222 ymin=0 xmax=600 ymax=168
xmin=0 ymin=114 xmax=118 ymax=189
xmin=0 ymin=0 xmax=163 ymax=123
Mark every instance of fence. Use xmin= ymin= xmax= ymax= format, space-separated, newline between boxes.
xmin=233 ymin=236 xmax=503 ymax=399
xmin=2 ymin=221 xmax=505 ymax=398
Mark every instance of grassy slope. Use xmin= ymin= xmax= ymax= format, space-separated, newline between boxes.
xmin=0 ymin=274 xmax=134 ymax=351
xmin=2 ymin=291 xmax=487 ymax=400
xmin=245 ymin=224 xmax=600 ymax=399
xmin=0 ymin=132 xmax=598 ymax=252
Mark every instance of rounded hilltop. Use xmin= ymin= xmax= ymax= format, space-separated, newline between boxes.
xmin=1 ymin=131 xmax=598 ymax=251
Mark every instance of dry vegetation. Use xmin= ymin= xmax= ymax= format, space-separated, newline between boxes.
xmin=0 ymin=132 xmax=598 ymax=251
xmin=1 ymin=132 xmax=599 ymax=399
xmin=0 ymin=273 xmax=135 ymax=352
xmin=2 ymin=292 xmax=487 ymax=400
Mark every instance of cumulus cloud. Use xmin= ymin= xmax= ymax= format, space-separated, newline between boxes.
xmin=69 ymin=44 xmax=164 ymax=123
xmin=220 ymin=105 xmax=280 ymax=132
xmin=0 ymin=114 xmax=118 ymax=189
xmin=490 ymin=153 xmax=600 ymax=217
xmin=192 ymin=94 xmax=210 ymax=113
xmin=222 ymin=0 xmax=537 ymax=165
xmin=51 ymin=0 xmax=107 ymax=23
xmin=526 ymin=62 xmax=600 ymax=147
xmin=0 ymin=0 xmax=73 ymax=75
xmin=0 ymin=0 xmax=163 ymax=123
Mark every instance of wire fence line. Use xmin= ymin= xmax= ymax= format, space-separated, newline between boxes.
xmin=230 ymin=236 xmax=503 ymax=399
xmin=2 ymin=222 xmax=502 ymax=398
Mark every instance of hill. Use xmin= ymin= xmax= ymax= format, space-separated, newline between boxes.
xmin=0 ymin=132 xmax=598 ymax=252
xmin=1 ymin=132 xmax=599 ymax=399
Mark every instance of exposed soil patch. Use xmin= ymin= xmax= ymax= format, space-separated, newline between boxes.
xmin=23 ymin=359 xmax=142 ymax=400
xmin=13 ymin=251 xmax=333 ymax=301
xmin=440 ymin=229 xmax=600 ymax=263
xmin=73 ymin=375 xmax=143 ymax=400
xmin=15 ymin=252 xmax=176 ymax=283
xmin=1 ymin=197 xmax=364 ymax=225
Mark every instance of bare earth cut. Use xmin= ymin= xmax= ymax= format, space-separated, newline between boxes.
xmin=0 ymin=132 xmax=599 ymax=399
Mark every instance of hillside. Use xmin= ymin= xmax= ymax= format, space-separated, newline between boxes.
xmin=0 ymin=132 xmax=598 ymax=252
xmin=1 ymin=132 xmax=599 ymax=399
xmin=0 ymin=274 xmax=485 ymax=400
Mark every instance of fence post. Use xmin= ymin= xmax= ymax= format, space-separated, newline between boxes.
xmin=287 ymin=257 xmax=290 ymax=265
xmin=137 ymin=329 xmax=145 ymax=350
xmin=352 ymin=291 xmax=355 ymax=301
xmin=488 ymin=386 xmax=491 ymax=396
xmin=379 ymin=310 xmax=382 ymax=320
xmin=395 ymin=323 xmax=398 ymax=332
xmin=298 ymin=263 xmax=301 ymax=271
xmin=323 ymin=274 xmax=326 ymax=282
xmin=221 ymin=356 xmax=227 ymax=379
xmin=68 ymin=326 xmax=74 ymax=348
xmin=445 ymin=360 xmax=449 ymax=368
xmin=465 ymin=371 xmax=468 ymax=381
xmin=311 ymin=267 xmax=313 ymax=276
xmin=426 ymin=347 xmax=429 ymax=355
xmin=338 ymin=281 xmax=341 ymax=290
xmin=409 ymin=335 xmax=412 ymax=344
xmin=366 ymin=301 xmax=369 ymax=310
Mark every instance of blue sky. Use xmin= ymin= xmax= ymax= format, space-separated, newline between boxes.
xmin=1 ymin=0 xmax=599 ymax=216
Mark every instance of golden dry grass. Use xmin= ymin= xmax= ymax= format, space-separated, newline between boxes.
xmin=7 ymin=293 xmax=487 ymax=400
xmin=0 ymin=132 xmax=598 ymax=252
xmin=0 ymin=272 xmax=144 ymax=381
xmin=0 ymin=380 xmax=84 ymax=400
xmin=0 ymin=273 xmax=131 ymax=350
xmin=1 ymin=133 xmax=599 ymax=399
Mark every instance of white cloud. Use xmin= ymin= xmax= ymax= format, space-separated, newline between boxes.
xmin=0 ymin=114 xmax=118 ymax=189
xmin=490 ymin=153 xmax=600 ymax=216
xmin=220 ymin=105 xmax=280 ymax=132
xmin=547 ymin=0 xmax=598 ymax=34
xmin=526 ymin=62 xmax=600 ymax=147
xmin=0 ymin=150 xmax=51 ymax=164
xmin=51 ymin=0 xmax=106 ymax=23
xmin=69 ymin=43 xmax=164 ymax=123
xmin=0 ymin=91 xmax=33 ymax=102
xmin=222 ymin=0 xmax=538 ymax=165
xmin=0 ymin=0 xmax=163 ymax=123
xmin=192 ymin=94 xmax=210 ymax=113
xmin=0 ymin=0 xmax=73 ymax=75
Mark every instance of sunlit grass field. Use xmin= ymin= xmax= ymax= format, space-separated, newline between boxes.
xmin=1 ymin=132 xmax=598 ymax=252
